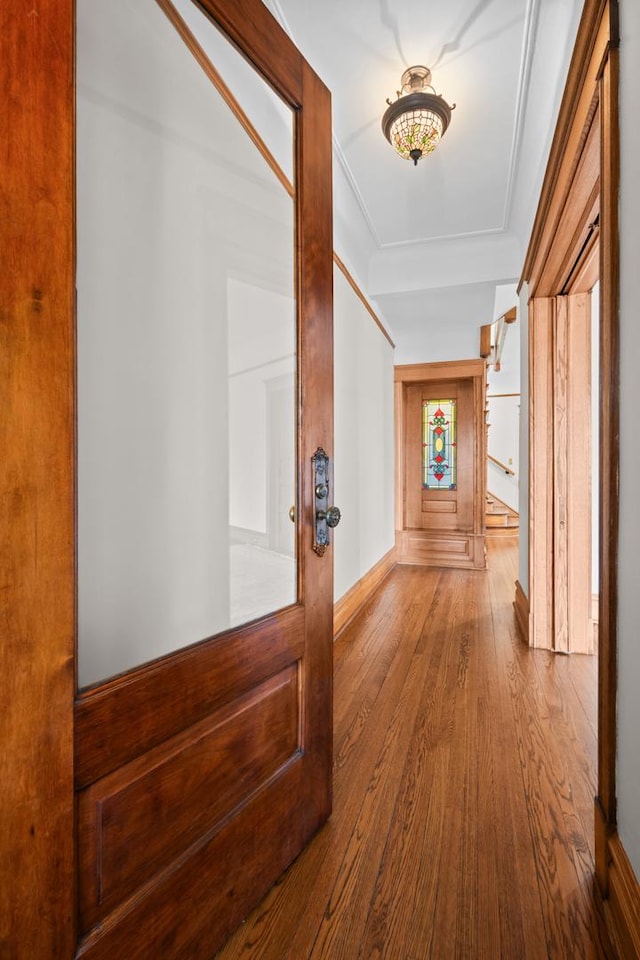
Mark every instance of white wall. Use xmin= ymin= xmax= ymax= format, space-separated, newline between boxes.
xmin=617 ymin=0 xmax=640 ymax=880
xmin=487 ymin=296 xmax=520 ymax=512
xmin=487 ymin=397 xmax=520 ymax=511
xmin=333 ymin=267 xmax=395 ymax=602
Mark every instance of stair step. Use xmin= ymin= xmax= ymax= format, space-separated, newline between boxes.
xmin=485 ymin=493 xmax=519 ymax=534
xmin=486 ymin=512 xmax=512 ymax=527
xmin=485 ymin=523 xmax=519 ymax=538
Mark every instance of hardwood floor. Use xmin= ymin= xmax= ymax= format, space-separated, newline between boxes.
xmin=214 ymin=539 xmax=614 ymax=959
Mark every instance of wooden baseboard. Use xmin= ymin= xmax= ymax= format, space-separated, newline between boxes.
xmin=334 ymin=547 xmax=396 ymax=639
xmin=605 ymin=832 xmax=640 ymax=959
xmin=513 ymin=579 xmax=529 ymax=644
xmin=595 ymin=796 xmax=611 ymax=896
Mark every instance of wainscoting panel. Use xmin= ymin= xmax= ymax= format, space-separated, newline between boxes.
xmin=78 ymin=665 xmax=300 ymax=933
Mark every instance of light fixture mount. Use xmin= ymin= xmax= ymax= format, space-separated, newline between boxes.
xmin=382 ymin=65 xmax=455 ymax=165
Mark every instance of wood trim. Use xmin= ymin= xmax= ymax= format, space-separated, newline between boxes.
xmin=333 ymin=548 xmax=397 ymax=639
xmin=396 ymin=530 xmax=486 ymax=570
xmin=597 ymin=9 xmax=620 ymax=883
xmin=595 ymin=796 xmax=611 ymax=896
xmin=476 ymin=371 xmax=488 ymax=556
xmin=553 ymin=297 xmax=569 ymax=653
xmin=514 ymin=580 xmax=529 ymax=644
xmin=605 ymin=833 xmax=640 ymax=960
xmin=480 ymin=323 xmax=492 ymax=359
xmin=296 ymin=53 xmax=335 ymax=836
xmin=195 ymin=0 xmax=302 ymax=105
xmin=528 ymin=298 xmax=554 ymax=650
xmin=394 ymin=380 xmax=405 ymax=532
xmin=333 ymin=254 xmax=395 ymax=349
xmin=567 ymin=229 xmax=600 ymax=294
xmin=521 ymin=0 xmax=621 ymax=921
xmin=566 ymin=293 xmax=593 ymax=654
xmin=536 ymin=117 xmax=600 ymax=297
xmin=520 ymin=0 xmax=609 ymax=290
xmin=0 ymin=2 xmax=76 ymax=957
xmin=395 ymin=359 xmax=486 ymax=384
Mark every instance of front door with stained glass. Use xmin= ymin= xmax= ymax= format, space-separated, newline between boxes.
xmin=405 ymin=379 xmax=473 ymax=533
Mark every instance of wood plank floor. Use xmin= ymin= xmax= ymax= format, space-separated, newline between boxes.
xmin=214 ymin=539 xmax=615 ymax=959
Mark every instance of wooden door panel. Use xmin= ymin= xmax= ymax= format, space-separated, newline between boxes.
xmin=72 ymin=1 xmax=334 ymax=957
xmin=75 ymin=606 xmax=304 ymax=788
xmin=1 ymin=0 xmax=333 ymax=954
xmin=76 ymin=762 xmax=307 ymax=960
xmin=421 ymin=498 xmax=459 ymax=527
xmin=77 ymin=662 xmax=299 ymax=933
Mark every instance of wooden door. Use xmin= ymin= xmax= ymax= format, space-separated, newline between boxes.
xmin=405 ymin=379 xmax=474 ymax=532
xmin=395 ymin=361 xmax=486 ymax=570
xmin=0 ymin=1 xmax=333 ymax=958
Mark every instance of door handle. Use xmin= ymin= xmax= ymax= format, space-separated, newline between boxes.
xmin=317 ymin=505 xmax=341 ymax=528
xmin=312 ymin=447 xmax=341 ymax=556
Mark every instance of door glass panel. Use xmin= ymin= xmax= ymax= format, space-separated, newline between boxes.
xmin=76 ymin=0 xmax=296 ymax=689
xmin=422 ymin=399 xmax=457 ymax=489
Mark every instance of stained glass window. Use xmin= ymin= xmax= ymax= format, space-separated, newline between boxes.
xmin=423 ymin=399 xmax=457 ymax=489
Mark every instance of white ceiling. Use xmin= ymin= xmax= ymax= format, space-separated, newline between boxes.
xmin=272 ymin=0 xmax=528 ymax=246
xmin=263 ymin=0 xmax=583 ymax=357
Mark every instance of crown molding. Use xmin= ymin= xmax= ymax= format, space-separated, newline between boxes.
xmin=264 ymin=0 xmax=538 ymax=253
xmin=501 ymin=0 xmax=539 ymax=228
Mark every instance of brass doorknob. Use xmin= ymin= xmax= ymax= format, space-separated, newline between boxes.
xmin=289 ymin=505 xmax=296 ymax=523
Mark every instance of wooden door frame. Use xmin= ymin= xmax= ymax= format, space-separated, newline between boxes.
xmin=0 ymin=1 xmax=333 ymax=956
xmin=519 ymin=0 xmax=619 ymax=910
xmin=394 ymin=360 xmax=487 ymax=570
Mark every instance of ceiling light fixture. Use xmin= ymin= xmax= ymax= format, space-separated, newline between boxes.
xmin=382 ymin=66 xmax=455 ymax=166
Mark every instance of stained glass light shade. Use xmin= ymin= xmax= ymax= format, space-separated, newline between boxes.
xmin=389 ymin=107 xmax=444 ymax=162
xmin=381 ymin=66 xmax=454 ymax=166
xmin=423 ymin=399 xmax=457 ymax=489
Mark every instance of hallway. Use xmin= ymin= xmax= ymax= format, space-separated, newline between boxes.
xmin=215 ymin=539 xmax=614 ymax=959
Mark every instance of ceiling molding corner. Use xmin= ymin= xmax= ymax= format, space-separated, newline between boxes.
xmin=378 ymin=225 xmax=508 ymax=252
xmin=263 ymin=0 xmax=382 ymax=251
xmin=501 ymin=0 xmax=540 ymax=229
xmin=332 ymin=137 xmax=382 ymax=248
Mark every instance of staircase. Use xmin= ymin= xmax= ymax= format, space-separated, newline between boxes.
xmin=485 ymin=493 xmax=519 ymax=537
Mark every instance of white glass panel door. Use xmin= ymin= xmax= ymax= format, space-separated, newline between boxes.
xmin=76 ymin=0 xmax=296 ymax=687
